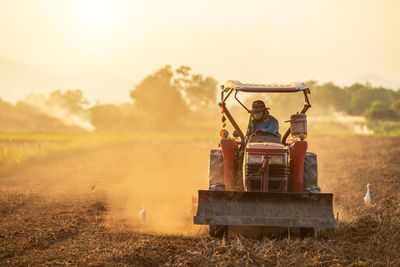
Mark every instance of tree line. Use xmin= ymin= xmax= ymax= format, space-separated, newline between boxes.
xmin=0 ymin=65 xmax=399 ymax=132
xmin=0 ymin=65 xmax=218 ymax=132
xmin=308 ymin=81 xmax=400 ymax=121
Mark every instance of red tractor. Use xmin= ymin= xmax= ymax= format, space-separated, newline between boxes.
xmin=194 ymin=81 xmax=337 ymax=237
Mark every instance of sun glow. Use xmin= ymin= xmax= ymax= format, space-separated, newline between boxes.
xmin=79 ymin=3 xmax=112 ymax=32
xmin=73 ymin=1 xmax=139 ymax=39
xmin=84 ymin=7 xmax=109 ymax=29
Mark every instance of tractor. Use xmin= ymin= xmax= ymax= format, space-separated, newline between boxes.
xmin=193 ymin=80 xmax=337 ymax=237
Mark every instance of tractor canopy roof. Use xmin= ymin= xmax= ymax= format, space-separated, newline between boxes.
xmin=219 ymin=80 xmax=312 ymax=147
xmin=222 ymin=80 xmax=309 ymax=93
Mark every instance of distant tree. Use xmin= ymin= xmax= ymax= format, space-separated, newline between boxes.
xmin=0 ymin=98 xmax=77 ymax=132
xmin=117 ymin=103 xmax=141 ymax=130
xmin=89 ymin=104 xmax=123 ymax=130
xmin=175 ymin=65 xmax=191 ymax=77
xmin=390 ymin=98 xmax=400 ymax=117
xmin=130 ymin=65 xmax=188 ymax=130
xmin=312 ymin=82 xmax=348 ymax=111
xmin=0 ymin=98 xmax=13 ymax=120
xmin=129 ymin=65 xmax=219 ymax=129
xmin=49 ymin=89 xmax=89 ymax=114
xmin=174 ymin=66 xmax=218 ymax=110
xmin=364 ymin=101 xmax=398 ymax=121
xmin=345 ymin=83 xmax=396 ymax=115
xmin=23 ymin=91 xmax=91 ymax=131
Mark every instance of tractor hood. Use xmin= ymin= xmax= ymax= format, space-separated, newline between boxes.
xmin=246 ymin=142 xmax=288 ymax=153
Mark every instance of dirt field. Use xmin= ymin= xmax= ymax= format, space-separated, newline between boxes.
xmin=1 ymin=136 xmax=400 ymax=266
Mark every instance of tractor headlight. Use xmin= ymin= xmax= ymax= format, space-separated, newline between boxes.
xmin=246 ymin=154 xmax=264 ymax=164
xmin=268 ymin=155 xmax=285 ymax=165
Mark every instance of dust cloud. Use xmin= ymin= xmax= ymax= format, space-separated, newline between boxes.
xmin=101 ymin=141 xmax=214 ymax=235
xmin=2 ymin=139 xmax=215 ymax=235
xmin=24 ymin=93 xmax=95 ymax=132
xmin=307 ymin=108 xmax=372 ymax=135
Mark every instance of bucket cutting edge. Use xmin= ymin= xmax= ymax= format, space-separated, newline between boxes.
xmin=193 ymin=190 xmax=338 ymax=228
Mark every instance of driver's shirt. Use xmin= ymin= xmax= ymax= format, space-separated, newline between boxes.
xmin=245 ymin=115 xmax=279 ymax=142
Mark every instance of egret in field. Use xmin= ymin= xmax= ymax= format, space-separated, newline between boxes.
xmin=364 ymin=183 xmax=371 ymax=204
xmin=89 ymin=181 xmax=99 ymax=191
xmin=139 ymin=203 xmax=146 ymax=225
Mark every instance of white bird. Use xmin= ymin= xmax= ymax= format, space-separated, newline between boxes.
xmin=139 ymin=203 xmax=146 ymax=224
xmin=89 ymin=181 xmax=99 ymax=191
xmin=364 ymin=183 xmax=371 ymax=204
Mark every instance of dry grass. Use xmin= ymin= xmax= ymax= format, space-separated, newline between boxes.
xmin=1 ymin=136 xmax=400 ymax=266
xmin=0 ymin=132 xmax=215 ymax=176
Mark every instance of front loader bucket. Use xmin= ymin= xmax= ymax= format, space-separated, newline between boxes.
xmin=193 ymin=190 xmax=337 ymax=228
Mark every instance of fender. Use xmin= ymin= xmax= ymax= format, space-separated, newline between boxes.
xmin=287 ymin=141 xmax=308 ymax=192
xmin=220 ymin=138 xmax=238 ymax=190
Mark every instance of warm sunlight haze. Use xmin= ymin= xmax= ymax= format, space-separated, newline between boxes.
xmin=1 ymin=0 xmax=399 ymax=104
xmin=1 ymin=1 xmax=400 ymax=265
xmin=80 ymin=2 xmax=112 ymax=32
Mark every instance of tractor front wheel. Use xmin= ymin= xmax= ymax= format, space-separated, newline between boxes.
xmin=208 ymin=225 xmax=227 ymax=238
xmin=299 ymin=227 xmax=317 ymax=238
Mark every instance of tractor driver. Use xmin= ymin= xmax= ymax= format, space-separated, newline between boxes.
xmin=236 ymin=100 xmax=279 ymax=190
xmin=244 ymin=100 xmax=279 ymax=142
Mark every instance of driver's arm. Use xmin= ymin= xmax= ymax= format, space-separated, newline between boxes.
xmin=266 ymin=116 xmax=279 ymax=136
xmin=244 ymin=117 xmax=254 ymax=143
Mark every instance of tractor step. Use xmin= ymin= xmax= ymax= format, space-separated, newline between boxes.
xmin=193 ymin=190 xmax=337 ymax=229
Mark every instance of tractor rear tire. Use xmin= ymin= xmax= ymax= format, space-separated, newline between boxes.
xmin=208 ymin=225 xmax=227 ymax=238
xmin=300 ymin=227 xmax=317 ymax=238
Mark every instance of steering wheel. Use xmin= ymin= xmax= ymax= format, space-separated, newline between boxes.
xmin=254 ymin=129 xmax=279 ymax=137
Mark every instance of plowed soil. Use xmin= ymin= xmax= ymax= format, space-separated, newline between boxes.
xmin=1 ymin=136 xmax=400 ymax=266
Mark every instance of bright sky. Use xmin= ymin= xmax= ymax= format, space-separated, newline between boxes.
xmin=1 ymin=0 xmax=399 ymax=103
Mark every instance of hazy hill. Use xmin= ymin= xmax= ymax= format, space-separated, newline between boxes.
xmin=0 ymin=56 xmax=134 ymax=104
xmin=0 ymin=56 xmax=56 ymax=103
xmin=348 ymin=74 xmax=400 ymax=90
